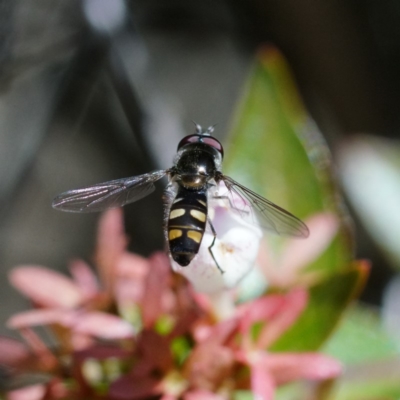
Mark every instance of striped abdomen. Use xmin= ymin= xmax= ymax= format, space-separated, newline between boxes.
xmin=168 ymin=186 xmax=208 ymax=266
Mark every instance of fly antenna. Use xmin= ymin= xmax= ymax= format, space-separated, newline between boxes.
xmin=206 ymin=124 xmax=217 ymax=135
xmin=191 ymin=120 xmax=203 ymax=135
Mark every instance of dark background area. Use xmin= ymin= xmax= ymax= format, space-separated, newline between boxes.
xmin=0 ymin=0 xmax=398 ymax=332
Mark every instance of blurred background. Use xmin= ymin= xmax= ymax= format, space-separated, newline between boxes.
xmin=0 ymin=0 xmax=400 ymax=348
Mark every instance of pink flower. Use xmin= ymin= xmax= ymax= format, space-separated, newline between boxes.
xmin=257 ymin=212 xmax=340 ymax=289
xmin=235 ymin=289 xmax=341 ymax=397
xmin=6 ymin=209 xmax=160 ymax=348
xmin=3 ymin=209 xmax=342 ymax=400
xmin=185 ymin=289 xmax=341 ymax=399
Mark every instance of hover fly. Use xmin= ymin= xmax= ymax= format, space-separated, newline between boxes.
xmin=53 ymin=124 xmax=309 ymax=273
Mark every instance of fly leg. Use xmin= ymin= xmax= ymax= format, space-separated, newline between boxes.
xmin=208 ymin=217 xmax=224 ymax=274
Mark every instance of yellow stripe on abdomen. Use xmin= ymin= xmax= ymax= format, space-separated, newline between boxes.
xmin=187 ymin=230 xmax=202 ymax=243
xmin=169 ymin=229 xmax=183 ymax=240
xmin=190 ymin=209 xmax=206 ymax=222
xmin=170 ymin=209 xmax=185 ymax=219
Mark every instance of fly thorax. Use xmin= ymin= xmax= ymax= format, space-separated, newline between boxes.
xmin=180 ymin=174 xmax=207 ymax=189
xmin=175 ymin=144 xmax=219 ymax=190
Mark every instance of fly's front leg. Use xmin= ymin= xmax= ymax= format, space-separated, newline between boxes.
xmin=207 ymin=217 xmax=224 ymax=274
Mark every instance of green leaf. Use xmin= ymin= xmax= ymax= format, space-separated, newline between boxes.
xmin=329 ymin=377 xmax=400 ymax=400
xmin=224 ymin=48 xmax=352 ymax=275
xmin=321 ymin=306 xmax=400 ymax=399
xmin=171 ymin=336 xmax=191 ymax=365
xmin=233 ymin=390 xmax=253 ymax=400
xmin=323 ymin=304 xmax=398 ymax=364
xmin=270 ymin=261 xmax=369 ymax=351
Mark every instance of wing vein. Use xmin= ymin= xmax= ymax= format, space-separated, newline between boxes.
xmin=218 ymin=174 xmax=309 ymax=238
xmin=52 ymin=170 xmax=167 ymax=213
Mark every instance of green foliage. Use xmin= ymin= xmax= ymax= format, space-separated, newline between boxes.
xmin=226 ymin=49 xmax=370 ymax=354
xmin=225 ymin=48 xmax=400 ymax=399
xmin=271 ymin=262 xmax=368 ymax=351
xmin=171 ymin=336 xmax=192 ymax=365
xmin=323 ymin=305 xmax=400 ymax=400
xmin=224 ymin=48 xmax=353 ymax=275
xmin=324 ymin=304 xmax=398 ymax=364
xmin=330 ymin=379 xmax=400 ymax=400
xmin=233 ymin=390 xmax=254 ymax=400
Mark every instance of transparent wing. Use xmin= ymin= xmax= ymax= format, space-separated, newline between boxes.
xmin=52 ymin=170 xmax=167 ymax=213
xmin=217 ymin=174 xmax=309 ymax=238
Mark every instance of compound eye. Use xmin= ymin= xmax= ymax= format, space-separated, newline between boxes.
xmin=201 ymin=137 xmax=224 ymax=157
xmin=177 ymin=134 xmax=201 ymax=150
xmin=177 ymin=135 xmax=224 ymax=157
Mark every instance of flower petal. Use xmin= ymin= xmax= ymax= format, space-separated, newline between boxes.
xmin=114 ymin=252 xmax=150 ymax=316
xmin=13 ymin=329 xmax=58 ymax=371
xmin=7 ymin=309 xmax=70 ymax=329
xmin=74 ymin=344 xmax=131 ymax=361
xmin=6 ymin=384 xmax=45 ymax=400
xmin=263 ymin=353 xmax=342 ymax=384
xmin=193 ymin=317 xmax=239 ymax=346
xmin=256 ymin=289 xmax=308 ymax=349
xmin=9 ymin=266 xmax=83 ymax=308
xmin=70 ymin=311 xmax=135 ymax=339
xmin=95 ymin=208 xmax=127 ymax=295
xmin=274 ymin=213 xmax=339 ymax=286
xmin=172 ymin=201 xmax=262 ymax=294
xmin=116 ymin=252 xmax=150 ymax=277
xmin=141 ymin=252 xmax=171 ymax=328
xmin=183 ymin=342 xmax=234 ymax=392
xmin=184 ymin=390 xmax=226 ymax=400
xmin=0 ymin=336 xmax=34 ymax=369
xmin=250 ymin=360 xmax=275 ymax=400
xmin=9 ymin=309 xmax=135 ymax=340
xmin=69 ymin=259 xmax=99 ymax=298
xmin=237 ymin=294 xmax=286 ymax=335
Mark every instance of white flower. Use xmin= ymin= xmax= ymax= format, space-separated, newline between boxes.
xmin=171 ymin=183 xmax=263 ymax=294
